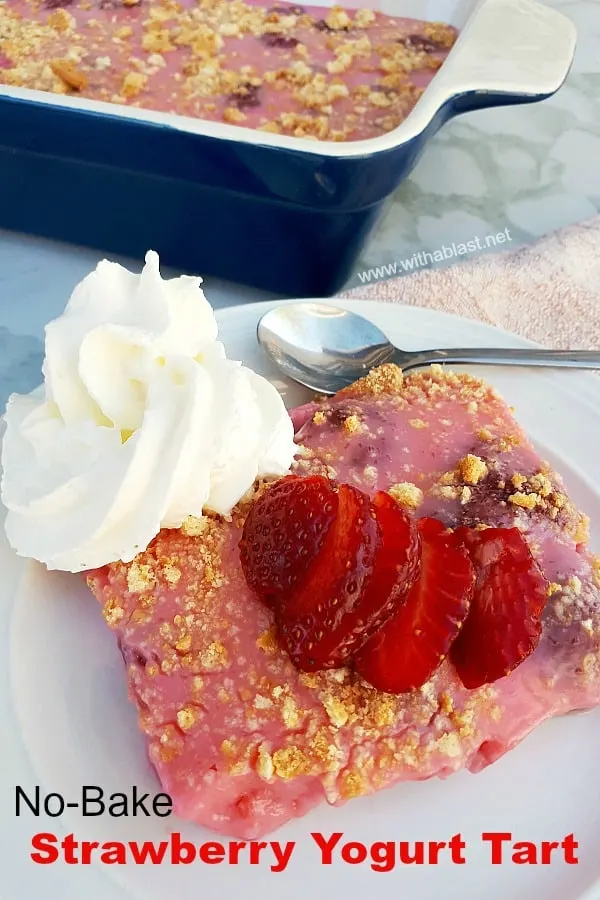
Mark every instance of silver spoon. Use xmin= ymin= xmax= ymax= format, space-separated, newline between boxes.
xmin=257 ymin=302 xmax=600 ymax=395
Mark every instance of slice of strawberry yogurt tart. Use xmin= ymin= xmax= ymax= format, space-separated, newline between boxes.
xmin=2 ymin=256 xmax=599 ymax=840
xmin=85 ymin=364 xmax=600 ymax=838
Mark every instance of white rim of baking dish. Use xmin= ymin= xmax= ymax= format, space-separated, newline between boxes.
xmin=0 ymin=0 xmax=577 ymax=159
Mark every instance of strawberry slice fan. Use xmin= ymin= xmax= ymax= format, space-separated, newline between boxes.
xmin=239 ymin=475 xmax=548 ymax=693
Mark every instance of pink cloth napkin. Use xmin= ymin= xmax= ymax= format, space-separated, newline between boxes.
xmin=341 ymin=215 xmax=600 ymax=349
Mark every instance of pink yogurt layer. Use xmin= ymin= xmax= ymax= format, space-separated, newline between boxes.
xmin=0 ymin=0 xmax=457 ymax=140
xmin=87 ymin=367 xmax=600 ymax=838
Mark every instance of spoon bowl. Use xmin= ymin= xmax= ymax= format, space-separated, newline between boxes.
xmin=257 ymin=303 xmax=395 ymax=394
xmin=257 ymin=302 xmax=600 ymax=395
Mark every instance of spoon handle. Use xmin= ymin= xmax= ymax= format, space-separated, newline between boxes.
xmin=397 ymin=347 xmax=600 ymax=372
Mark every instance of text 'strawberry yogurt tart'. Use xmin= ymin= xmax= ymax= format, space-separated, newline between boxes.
xmin=3 ymin=253 xmax=600 ymax=839
xmin=0 ymin=0 xmax=457 ymax=141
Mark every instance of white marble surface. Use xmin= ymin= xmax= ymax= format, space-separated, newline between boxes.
xmin=0 ymin=0 xmax=598 ymax=402
xmin=356 ymin=0 xmax=600 ymax=279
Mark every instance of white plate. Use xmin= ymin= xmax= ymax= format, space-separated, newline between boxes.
xmin=2 ymin=299 xmax=600 ymax=900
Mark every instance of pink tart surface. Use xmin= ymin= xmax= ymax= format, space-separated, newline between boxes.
xmin=87 ymin=365 xmax=600 ymax=838
xmin=0 ymin=0 xmax=457 ymax=140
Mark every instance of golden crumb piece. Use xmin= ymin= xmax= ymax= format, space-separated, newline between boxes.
xmin=423 ymin=20 xmax=457 ymax=49
xmin=342 ymin=414 xmax=362 ymax=435
xmin=547 ymin=582 xmax=562 ymax=596
xmin=419 ymin=680 xmax=436 ymax=704
xmin=221 ymin=739 xmax=236 ymax=758
xmin=460 ymin=486 xmax=472 ymax=505
xmin=256 ymin=743 xmax=274 ymax=780
xmin=175 ymin=633 xmax=192 ymax=653
xmin=258 ymin=121 xmax=282 ymax=134
xmin=436 ymin=485 xmax=460 ymax=501
xmin=176 ymin=705 xmax=199 ymax=731
xmin=198 ymin=641 xmax=229 ymax=671
xmin=458 ymin=454 xmax=487 ymax=485
xmin=312 ymin=410 xmax=326 ymax=425
xmin=310 ymin=727 xmax=344 ymax=770
xmin=127 ymin=562 xmax=155 ymax=594
xmin=511 ymin=473 xmax=527 ymax=489
xmin=50 ymin=59 xmax=88 ymax=91
xmin=567 ymin=575 xmax=582 ymax=596
xmin=530 ymin=473 xmax=553 ymax=497
xmin=147 ymin=53 xmax=166 ymax=68
xmin=47 ymin=9 xmax=73 ymax=31
xmin=223 ymin=107 xmax=247 ymax=124
xmin=219 ymin=21 xmax=241 ymax=36
xmin=327 ymin=53 xmax=352 ymax=74
xmin=341 ymin=363 xmax=404 ymax=397
xmin=508 ymin=491 xmax=538 ymax=510
xmin=477 ymin=427 xmax=493 ymax=442
xmin=369 ymin=694 xmax=397 ymax=728
xmin=409 ymin=418 xmax=428 ymax=430
xmin=122 ymin=71 xmax=147 ymax=98
xmin=142 ymin=31 xmax=174 ymax=53
xmin=181 ymin=515 xmax=208 ymax=536
xmin=363 ymin=465 xmax=377 ymax=483
xmin=256 ymin=627 xmax=279 ymax=655
xmin=254 ymin=693 xmax=273 ymax=710
xmin=298 ymin=673 xmax=319 ymax=690
xmin=324 ymin=5 xmax=351 ymax=30
xmin=355 ymin=8 xmax=375 ymax=27
xmin=439 ymin=692 xmax=454 ymax=715
xmin=115 ymin=25 xmax=133 ymax=39
xmin=370 ymin=90 xmax=392 ymax=108
xmin=162 ymin=563 xmax=181 ymax=585
xmin=272 ymin=746 xmax=312 ymax=779
xmin=388 ymin=482 xmax=424 ymax=510
xmin=499 ymin=434 xmax=521 ymax=452
xmin=436 ymin=731 xmax=461 ymax=758
xmin=573 ymin=514 xmax=590 ymax=545
xmin=340 ymin=769 xmax=367 ymax=799
xmin=439 ymin=471 xmax=457 ymax=486
xmin=281 ymin=695 xmax=301 ymax=728
xmin=153 ymin=724 xmax=183 ymax=762
xmin=103 ymin=597 xmax=124 ymax=627
xmin=321 ymin=692 xmax=350 ymax=728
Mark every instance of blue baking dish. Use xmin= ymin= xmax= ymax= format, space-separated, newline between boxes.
xmin=0 ymin=0 xmax=576 ymax=297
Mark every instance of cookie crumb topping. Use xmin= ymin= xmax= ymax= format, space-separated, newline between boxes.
xmin=388 ymin=482 xmax=424 ymax=510
xmin=0 ymin=0 xmax=457 ymax=142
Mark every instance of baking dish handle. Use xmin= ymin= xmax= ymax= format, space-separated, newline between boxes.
xmin=419 ymin=0 xmax=577 ymax=116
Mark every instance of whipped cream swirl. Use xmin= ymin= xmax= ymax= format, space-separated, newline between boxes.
xmin=1 ymin=252 xmax=296 ymax=572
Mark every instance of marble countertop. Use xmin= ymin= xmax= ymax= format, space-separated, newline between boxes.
xmin=357 ymin=0 xmax=600 ymax=280
xmin=0 ymin=0 xmax=598 ymax=384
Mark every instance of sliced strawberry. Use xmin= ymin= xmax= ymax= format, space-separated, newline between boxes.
xmin=305 ymin=491 xmax=421 ymax=668
xmin=354 ymin=519 xmax=475 ymax=693
xmin=350 ymin=490 xmax=422 ymax=643
xmin=239 ymin=474 xmax=338 ymax=603
xmin=277 ymin=483 xmax=380 ymax=670
xmin=450 ymin=527 xmax=547 ymax=689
